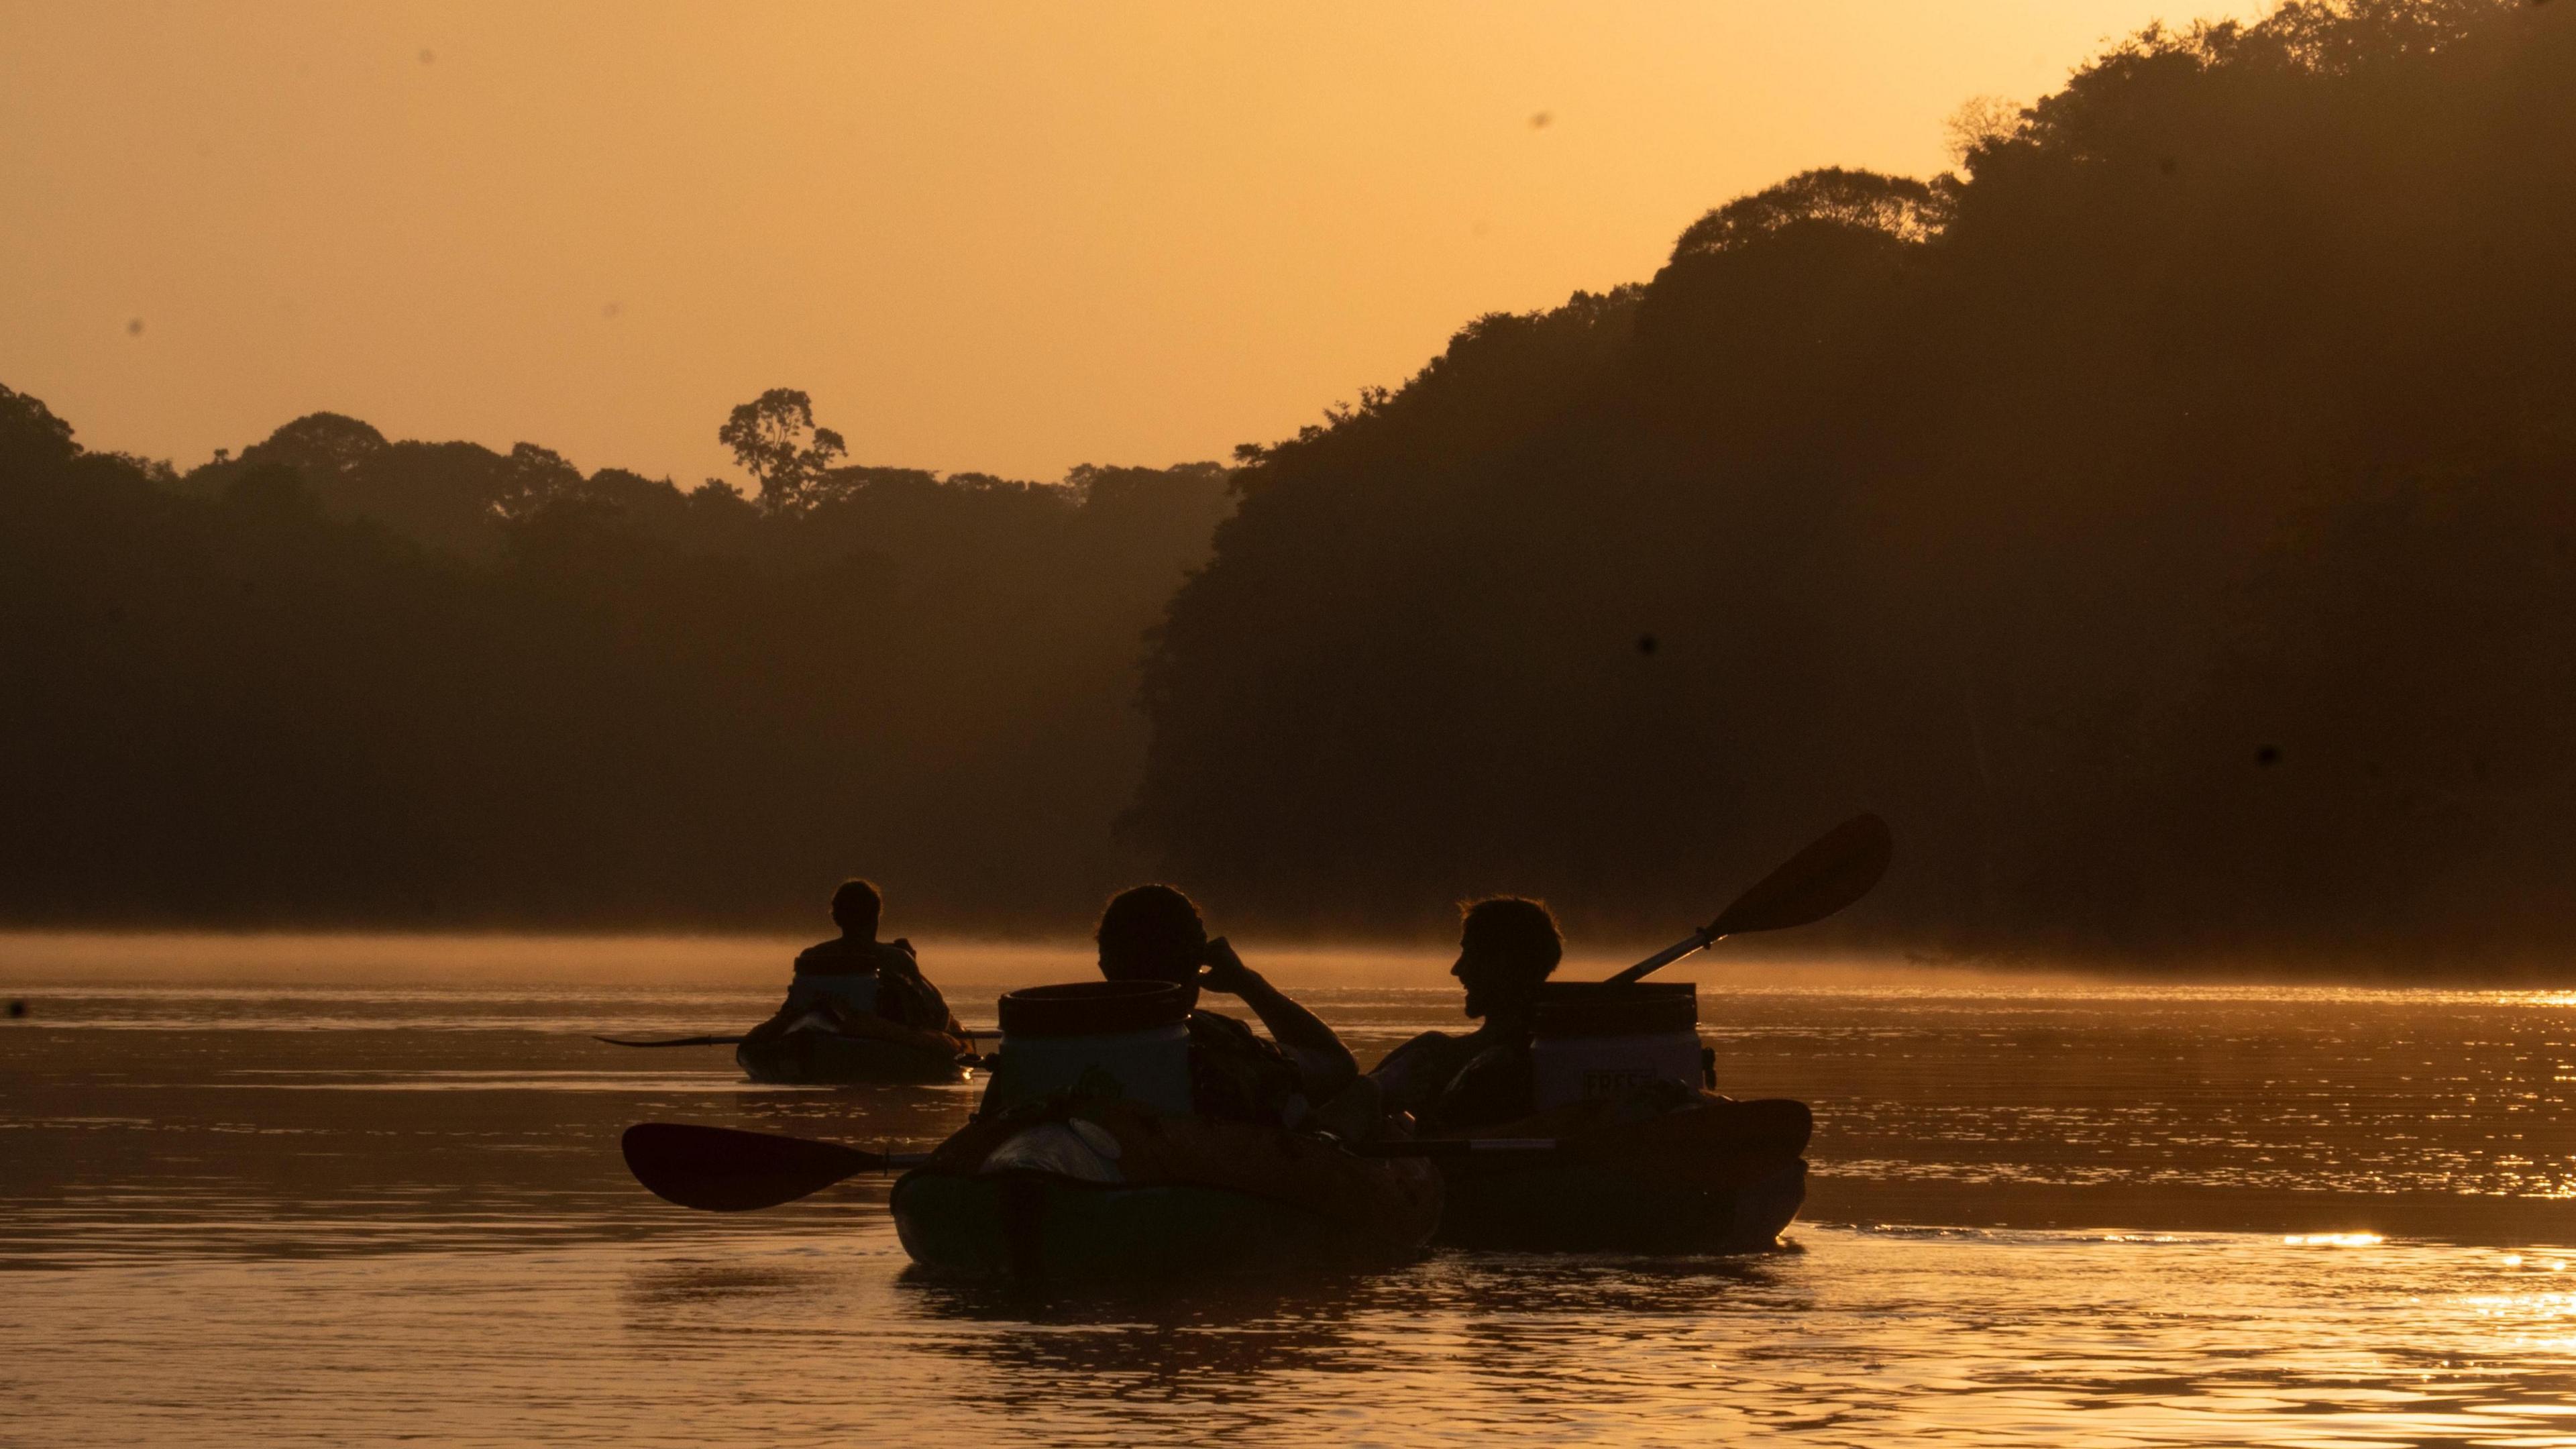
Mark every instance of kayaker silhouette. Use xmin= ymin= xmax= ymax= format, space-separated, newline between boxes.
xmin=1368 ymin=896 xmax=1562 ymax=1130
xmin=750 ymin=879 xmax=963 ymax=1039
xmin=1092 ymin=884 xmax=1358 ymax=1126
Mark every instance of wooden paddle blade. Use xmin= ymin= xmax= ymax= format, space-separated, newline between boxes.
xmin=1704 ymin=812 xmax=1893 ymax=938
xmin=620 ymin=1122 xmax=881 ymax=1212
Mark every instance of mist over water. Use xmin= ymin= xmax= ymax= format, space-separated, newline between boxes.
xmin=11 ymin=934 xmax=2576 ymax=1446
xmin=0 ymin=930 xmax=1962 ymax=988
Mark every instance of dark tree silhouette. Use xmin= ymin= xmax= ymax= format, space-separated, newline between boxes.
xmin=1128 ymin=0 xmax=2576 ymax=969
xmin=9 ymin=0 xmax=2573 ymax=969
xmin=0 ymin=382 xmax=1232 ymax=930
xmin=718 ymin=388 xmax=849 ymax=515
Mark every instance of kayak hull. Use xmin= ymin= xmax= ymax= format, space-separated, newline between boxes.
xmin=892 ymin=1100 xmax=1443 ymax=1281
xmin=735 ymin=1026 xmax=967 ymax=1086
xmin=894 ymin=1173 xmax=1383 ymax=1280
xmin=1438 ymin=1093 xmax=1811 ymax=1253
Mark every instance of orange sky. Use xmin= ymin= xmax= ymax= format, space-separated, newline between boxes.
xmin=0 ymin=1 xmax=2253 ymax=486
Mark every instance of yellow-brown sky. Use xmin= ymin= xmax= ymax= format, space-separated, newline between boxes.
xmin=1 ymin=1 xmax=2251 ymax=485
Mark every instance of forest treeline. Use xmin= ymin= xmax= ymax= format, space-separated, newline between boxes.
xmin=1130 ymin=0 xmax=2576 ymax=966
xmin=0 ymin=384 xmax=1231 ymax=928
xmin=7 ymin=0 xmax=2572 ymax=966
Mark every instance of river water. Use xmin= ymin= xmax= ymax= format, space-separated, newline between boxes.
xmin=8 ymin=938 xmax=2576 ymax=1446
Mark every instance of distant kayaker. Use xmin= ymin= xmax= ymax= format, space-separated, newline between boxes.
xmin=1093 ymin=883 xmax=1358 ymax=1125
xmin=1368 ymin=896 xmax=1562 ymax=1130
xmin=755 ymin=879 xmax=962 ymax=1037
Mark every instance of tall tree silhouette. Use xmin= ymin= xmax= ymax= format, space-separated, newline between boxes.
xmin=718 ymin=388 xmax=849 ymax=514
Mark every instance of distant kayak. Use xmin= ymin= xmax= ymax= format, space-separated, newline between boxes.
xmin=890 ymin=1097 xmax=1442 ymax=1281
xmin=1434 ymin=1088 xmax=1809 ymax=1252
xmin=735 ymin=1008 xmax=973 ymax=1087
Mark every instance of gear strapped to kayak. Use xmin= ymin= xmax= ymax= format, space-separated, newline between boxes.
xmin=885 ymin=977 xmax=1432 ymax=1280
xmin=889 ymin=1095 xmax=1443 ymax=1281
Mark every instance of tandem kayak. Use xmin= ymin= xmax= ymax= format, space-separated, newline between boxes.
xmin=890 ymin=1097 xmax=1443 ymax=1281
xmin=735 ymin=1008 xmax=973 ymax=1087
xmin=1435 ymin=1087 xmax=1811 ymax=1252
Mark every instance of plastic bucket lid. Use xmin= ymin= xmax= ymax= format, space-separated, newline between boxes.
xmin=998 ymin=979 xmax=1190 ymax=1037
xmin=1532 ymin=981 xmax=1698 ymax=1038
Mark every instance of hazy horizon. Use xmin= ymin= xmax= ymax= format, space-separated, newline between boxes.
xmin=5 ymin=929 xmax=2561 ymax=991
xmin=0 ymin=927 xmax=1962 ymax=987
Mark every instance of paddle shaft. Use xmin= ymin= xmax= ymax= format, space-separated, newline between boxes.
xmin=1607 ymin=812 xmax=1892 ymax=985
xmin=1608 ymin=928 xmax=1719 ymax=985
xmin=621 ymin=1119 xmax=1570 ymax=1212
xmin=598 ymin=1028 xmax=1000 ymax=1049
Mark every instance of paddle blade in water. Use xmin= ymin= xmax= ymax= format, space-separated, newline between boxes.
xmin=1705 ymin=812 xmax=1893 ymax=938
xmin=620 ymin=1122 xmax=879 ymax=1212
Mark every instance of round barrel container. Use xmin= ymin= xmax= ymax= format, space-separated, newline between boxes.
xmin=1529 ymin=981 xmax=1703 ymax=1110
xmin=981 ymin=980 xmax=1192 ymax=1116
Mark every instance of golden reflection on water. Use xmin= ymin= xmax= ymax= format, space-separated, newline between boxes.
xmin=14 ymin=953 xmax=2576 ymax=1444
xmin=13 ymin=1224 xmax=2576 ymax=1446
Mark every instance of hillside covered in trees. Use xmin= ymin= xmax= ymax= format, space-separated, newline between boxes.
xmin=0 ymin=384 xmax=1230 ymax=928
xmin=1129 ymin=0 xmax=2576 ymax=966
xmin=7 ymin=0 xmax=2572 ymax=969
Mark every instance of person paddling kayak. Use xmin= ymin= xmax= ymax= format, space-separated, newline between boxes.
xmin=749 ymin=879 xmax=963 ymax=1040
xmin=1093 ymin=884 xmax=1357 ymax=1126
xmin=1369 ymin=896 xmax=1562 ymax=1131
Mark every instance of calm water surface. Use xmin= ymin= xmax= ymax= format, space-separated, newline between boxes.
xmin=9 ymin=943 xmax=2576 ymax=1446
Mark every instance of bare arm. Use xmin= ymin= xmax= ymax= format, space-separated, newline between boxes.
xmin=1200 ymin=938 xmax=1358 ymax=1097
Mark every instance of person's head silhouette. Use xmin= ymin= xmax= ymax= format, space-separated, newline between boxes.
xmin=1452 ymin=896 xmax=1561 ymax=1024
xmin=830 ymin=878 xmax=882 ymax=939
xmin=1095 ymin=883 xmax=1209 ymax=1008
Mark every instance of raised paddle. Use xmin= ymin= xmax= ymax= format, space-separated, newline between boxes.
xmin=620 ymin=1122 xmax=1567 ymax=1212
xmin=1608 ymin=812 xmax=1892 ymax=985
